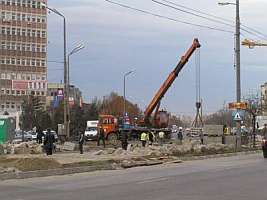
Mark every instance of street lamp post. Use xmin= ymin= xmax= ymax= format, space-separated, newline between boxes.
xmin=219 ymin=0 xmax=241 ymax=150
xmin=68 ymin=44 xmax=85 ymax=85
xmin=123 ymin=71 xmax=134 ymax=119
xmin=67 ymin=44 xmax=85 ymax=109
xmin=41 ymin=3 xmax=69 ymax=139
xmin=218 ymin=0 xmax=241 ymax=103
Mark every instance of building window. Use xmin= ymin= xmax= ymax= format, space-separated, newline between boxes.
xmin=41 ymin=31 xmax=46 ymax=38
xmin=1 ymin=27 xmax=5 ymax=34
xmin=6 ymin=27 xmax=10 ymax=35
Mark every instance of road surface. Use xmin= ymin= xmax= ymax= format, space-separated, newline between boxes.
xmin=0 ymin=153 xmax=266 ymax=200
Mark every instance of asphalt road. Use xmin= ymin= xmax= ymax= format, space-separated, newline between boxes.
xmin=0 ymin=153 xmax=266 ymax=200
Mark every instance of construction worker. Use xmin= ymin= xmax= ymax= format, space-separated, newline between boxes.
xmin=37 ymin=126 xmax=44 ymax=144
xmin=141 ymin=132 xmax=147 ymax=147
xmin=158 ymin=131 xmax=165 ymax=146
xmin=148 ymin=131 xmax=155 ymax=145
xmin=222 ymin=124 xmax=227 ymax=144
xmin=78 ymin=131 xmax=85 ymax=154
xmin=178 ymin=127 xmax=183 ymax=144
xmin=200 ymin=130 xmax=204 ymax=145
xmin=44 ymin=128 xmax=55 ymax=156
xmin=121 ymin=131 xmax=128 ymax=150
xmin=97 ymin=126 xmax=106 ymax=148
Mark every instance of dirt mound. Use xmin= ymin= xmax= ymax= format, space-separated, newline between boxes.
xmin=15 ymin=158 xmax=62 ymax=171
xmin=0 ymin=157 xmax=62 ymax=172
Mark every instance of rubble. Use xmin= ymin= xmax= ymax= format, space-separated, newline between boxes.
xmin=105 ymin=148 xmax=116 ymax=154
xmin=63 ymin=142 xmax=76 ymax=151
xmin=109 ymin=141 xmax=236 ymax=158
xmin=29 ymin=143 xmax=43 ymax=154
xmin=92 ymin=150 xmax=104 ymax=156
xmin=0 ymin=167 xmax=18 ymax=174
xmin=113 ymin=148 xmax=124 ymax=155
xmin=14 ymin=143 xmax=31 ymax=154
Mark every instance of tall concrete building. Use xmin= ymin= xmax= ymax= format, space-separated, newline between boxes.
xmin=0 ymin=0 xmax=47 ymax=114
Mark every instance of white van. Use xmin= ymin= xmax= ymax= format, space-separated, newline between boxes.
xmin=84 ymin=120 xmax=98 ymax=141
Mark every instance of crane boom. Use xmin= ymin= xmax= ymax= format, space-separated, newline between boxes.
xmin=242 ymin=39 xmax=267 ymax=48
xmin=144 ymin=38 xmax=201 ymax=123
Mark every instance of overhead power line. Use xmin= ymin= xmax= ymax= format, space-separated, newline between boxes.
xmin=156 ymin=0 xmax=267 ymax=40
xmin=161 ymin=0 xmax=233 ymax=23
xmin=152 ymin=0 xmax=235 ymax=28
xmin=104 ymin=0 xmax=233 ymax=33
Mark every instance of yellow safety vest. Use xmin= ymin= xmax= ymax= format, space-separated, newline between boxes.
xmin=159 ymin=131 xmax=165 ymax=139
xmin=141 ymin=132 xmax=147 ymax=141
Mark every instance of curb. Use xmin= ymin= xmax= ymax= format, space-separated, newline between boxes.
xmin=180 ymin=150 xmax=261 ymax=161
xmin=0 ymin=150 xmax=262 ymax=181
xmin=121 ymin=161 xmax=164 ymax=169
xmin=0 ymin=165 xmax=113 ymax=181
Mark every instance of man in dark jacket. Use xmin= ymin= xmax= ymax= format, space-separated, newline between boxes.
xmin=178 ymin=129 xmax=183 ymax=144
xmin=37 ymin=127 xmax=44 ymax=144
xmin=44 ymin=129 xmax=55 ymax=155
xmin=97 ymin=126 xmax=105 ymax=148
xmin=121 ymin=131 xmax=128 ymax=150
xmin=79 ymin=131 xmax=85 ymax=154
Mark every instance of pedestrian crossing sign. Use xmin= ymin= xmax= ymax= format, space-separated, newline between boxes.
xmin=234 ymin=113 xmax=242 ymax=121
xmin=232 ymin=110 xmax=244 ymax=121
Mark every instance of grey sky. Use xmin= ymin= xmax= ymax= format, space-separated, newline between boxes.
xmin=46 ymin=0 xmax=267 ymax=116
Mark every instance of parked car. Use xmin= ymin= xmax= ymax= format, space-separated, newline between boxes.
xmin=84 ymin=120 xmax=99 ymax=141
xmin=84 ymin=127 xmax=98 ymax=141
xmin=31 ymin=131 xmax=37 ymax=141
xmin=13 ymin=130 xmax=32 ymax=143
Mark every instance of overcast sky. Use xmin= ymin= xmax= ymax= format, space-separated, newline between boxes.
xmin=46 ymin=0 xmax=267 ymax=116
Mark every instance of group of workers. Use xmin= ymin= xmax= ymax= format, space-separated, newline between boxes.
xmin=46 ymin=126 xmax=185 ymax=156
xmin=140 ymin=131 xmax=164 ymax=147
xmin=79 ymin=127 xmax=186 ymax=153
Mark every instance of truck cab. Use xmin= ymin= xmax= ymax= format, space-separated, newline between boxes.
xmin=98 ymin=115 xmax=118 ymax=141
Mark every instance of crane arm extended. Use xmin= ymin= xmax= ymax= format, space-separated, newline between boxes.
xmin=242 ymin=39 xmax=267 ymax=48
xmin=144 ymin=38 xmax=201 ymax=122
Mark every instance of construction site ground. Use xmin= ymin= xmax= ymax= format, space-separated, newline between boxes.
xmin=0 ymin=137 xmax=261 ymax=177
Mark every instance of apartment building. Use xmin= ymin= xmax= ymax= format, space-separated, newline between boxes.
xmin=0 ymin=0 xmax=47 ymax=114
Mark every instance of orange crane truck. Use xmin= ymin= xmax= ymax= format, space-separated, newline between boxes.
xmin=99 ymin=39 xmax=201 ymax=143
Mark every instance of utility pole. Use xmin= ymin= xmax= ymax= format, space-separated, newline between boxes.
xmin=236 ymin=0 xmax=241 ymax=103
xmin=41 ymin=3 xmax=69 ymax=140
xmin=63 ymin=17 xmax=70 ymax=140
xmin=219 ymin=0 xmax=241 ymax=150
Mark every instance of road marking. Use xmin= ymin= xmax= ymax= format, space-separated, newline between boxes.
xmin=137 ymin=178 xmax=168 ymax=184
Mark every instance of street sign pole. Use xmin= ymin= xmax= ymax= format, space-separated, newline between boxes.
xmin=232 ymin=109 xmax=243 ymax=151
xmin=236 ymin=109 xmax=241 ymax=152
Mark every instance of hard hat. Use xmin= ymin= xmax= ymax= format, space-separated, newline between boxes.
xmin=179 ymin=127 xmax=183 ymax=130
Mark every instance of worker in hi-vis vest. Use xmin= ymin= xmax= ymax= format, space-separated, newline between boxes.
xmin=141 ymin=132 xmax=148 ymax=147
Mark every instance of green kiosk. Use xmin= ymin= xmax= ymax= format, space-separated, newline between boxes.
xmin=0 ymin=117 xmax=16 ymax=144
